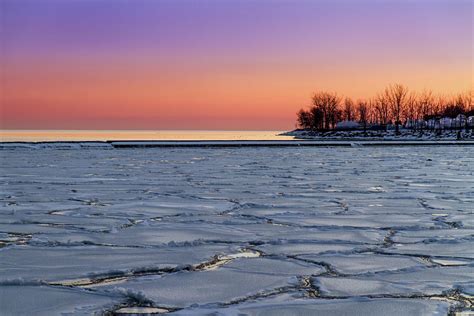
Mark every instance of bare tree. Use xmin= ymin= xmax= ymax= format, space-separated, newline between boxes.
xmin=367 ymin=98 xmax=377 ymax=125
xmin=465 ymin=90 xmax=474 ymax=131
xmin=374 ymin=93 xmax=390 ymax=128
xmin=434 ymin=95 xmax=448 ymax=117
xmin=385 ymin=84 xmax=408 ymax=134
xmin=465 ymin=90 xmax=474 ymax=112
xmin=343 ymin=97 xmax=356 ymax=121
xmin=297 ymin=109 xmax=312 ymax=129
xmin=310 ymin=106 xmax=325 ymax=130
xmin=357 ymin=100 xmax=369 ymax=133
xmin=403 ymin=91 xmax=418 ymax=129
xmin=312 ymin=91 xmax=341 ymax=130
xmin=418 ymin=90 xmax=434 ymax=121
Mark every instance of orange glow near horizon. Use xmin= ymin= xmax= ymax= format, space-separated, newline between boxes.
xmin=3 ymin=59 xmax=471 ymax=130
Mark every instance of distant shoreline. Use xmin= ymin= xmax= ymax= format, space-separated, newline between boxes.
xmin=282 ymin=128 xmax=474 ymax=141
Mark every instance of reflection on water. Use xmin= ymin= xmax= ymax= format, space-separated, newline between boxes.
xmin=0 ymin=130 xmax=294 ymax=142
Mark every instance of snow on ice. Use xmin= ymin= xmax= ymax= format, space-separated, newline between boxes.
xmin=0 ymin=145 xmax=473 ymax=315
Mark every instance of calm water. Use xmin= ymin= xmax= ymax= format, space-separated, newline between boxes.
xmin=0 ymin=130 xmax=294 ymax=142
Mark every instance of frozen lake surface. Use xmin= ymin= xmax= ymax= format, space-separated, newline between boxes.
xmin=0 ymin=146 xmax=473 ymax=315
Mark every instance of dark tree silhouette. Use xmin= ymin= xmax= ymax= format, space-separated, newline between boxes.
xmin=343 ymin=97 xmax=356 ymax=121
xmin=385 ymin=84 xmax=408 ymax=134
xmin=374 ymin=93 xmax=390 ymax=128
xmin=296 ymin=85 xmax=473 ymax=132
xmin=310 ymin=106 xmax=325 ymax=130
xmin=418 ymin=90 xmax=434 ymax=128
xmin=312 ymin=91 xmax=341 ymax=130
xmin=297 ymin=109 xmax=312 ymax=129
xmin=443 ymin=104 xmax=465 ymax=118
xmin=357 ymin=100 xmax=369 ymax=132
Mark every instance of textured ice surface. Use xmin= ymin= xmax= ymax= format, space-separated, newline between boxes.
xmin=296 ymin=252 xmax=429 ymax=274
xmin=392 ymin=229 xmax=474 ymax=243
xmin=385 ymin=241 xmax=474 ymax=259
xmin=314 ymin=266 xmax=474 ymax=297
xmin=1 ymin=146 xmax=473 ymax=314
xmin=313 ymin=267 xmax=474 ymax=297
xmin=315 ymin=277 xmax=413 ymax=296
xmin=255 ymin=242 xmax=364 ymax=256
xmin=173 ymin=296 xmax=450 ymax=316
xmin=0 ymin=244 xmax=236 ymax=282
xmin=0 ymin=285 xmax=120 ymax=316
xmin=94 ymin=257 xmax=324 ymax=308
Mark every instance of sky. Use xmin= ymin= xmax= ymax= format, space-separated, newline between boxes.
xmin=1 ymin=0 xmax=472 ymax=130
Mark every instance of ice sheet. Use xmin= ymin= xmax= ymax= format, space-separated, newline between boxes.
xmin=1 ymin=146 xmax=473 ymax=314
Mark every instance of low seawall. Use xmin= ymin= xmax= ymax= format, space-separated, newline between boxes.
xmin=1 ymin=140 xmax=474 ymax=149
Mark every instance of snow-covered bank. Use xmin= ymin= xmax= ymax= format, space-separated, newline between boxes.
xmin=282 ymin=129 xmax=474 ymax=141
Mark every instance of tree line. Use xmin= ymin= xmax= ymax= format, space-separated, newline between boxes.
xmin=297 ymin=84 xmax=474 ymax=133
